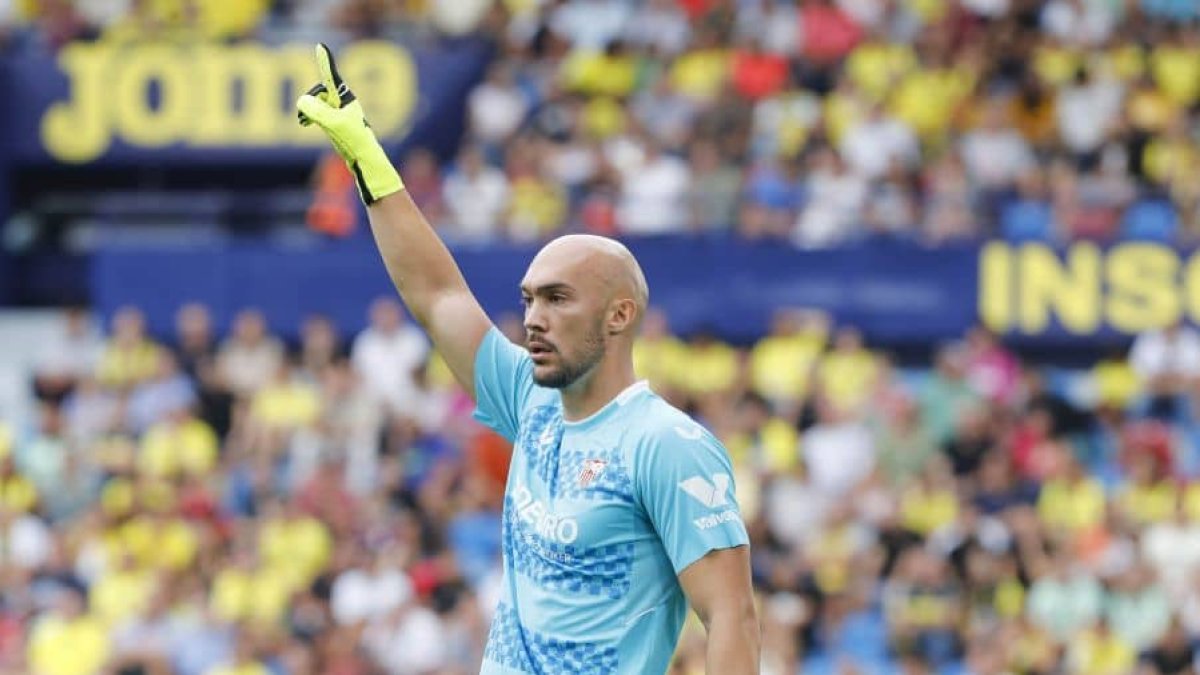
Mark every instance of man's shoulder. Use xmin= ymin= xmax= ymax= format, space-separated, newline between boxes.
xmin=622 ymin=394 xmax=717 ymax=451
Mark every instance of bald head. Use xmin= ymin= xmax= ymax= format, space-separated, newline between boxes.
xmin=529 ymin=234 xmax=649 ymax=332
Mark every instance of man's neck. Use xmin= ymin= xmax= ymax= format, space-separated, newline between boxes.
xmin=559 ymin=358 xmax=638 ymax=423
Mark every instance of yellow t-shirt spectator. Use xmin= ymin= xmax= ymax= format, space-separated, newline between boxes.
xmin=818 ymin=350 xmax=878 ymax=413
xmin=669 ymin=49 xmax=730 ymax=101
xmin=1092 ymin=358 xmax=1140 ymax=409
xmin=508 ymin=176 xmax=566 ymax=238
xmin=27 ymin=613 xmax=110 ymax=675
xmin=1118 ymin=481 xmax=1177 ymax=525
xmin=90 ymin=567 xmax=156 ymax=627
xmin=205 ymin=663 xmax=272 ymax=675
xmin=140 ymin=417 xmax=219 ymax=479
xmin=561 ymin=51 xmax=639 ymax=98
xmin=195 ymin=0 xmax=269 ymax=39
xmin=1069 ymin=629 xmax=1135 ymax=674
xmin=846 ymin=42 xmax=916 ymax=103
xmin=1038 ymin=477 xmax=1106 ymax=532
xmin=1101 ymin=44 xmax=1145 ymax=82
xmin=725 ymin=418 xmax=799 ymax=474
xmin=1126 ymin=86 xmax=1178 ymax=134
xmin=823 ymin=89 xmax=867 ymax=146
xmin=901 ymin=486 xmax=959 ymax=536
xmin=1142 ymin=136 xmax=1200 ymax=187
xmin=889 ymin=66 xmax=975 ymax=141
xmin=96 ymin=341 xmax=160 ymax=389
xmin=259 ymin=516 xmax=332 ymax=590
xmin=1033 ymin=46 xmax=1083 ymax=88
xmin=0 ymin=474 xmax=38 ymax=514
xmin=211 ymin=567 xmax=293 ymax=626
xmin=579 ymin=97 xmax=627 ymax=140
xmin=1151 ymin=44 xmax=1200 ymax=107
xmin=676 ymin=341 xmax=739 ymax=395
xmin=1181 ymin=483 xmax=1200 ymax=522
xmin=749 ymin=332 xmax=825 ymax=402
xmin=120 ymin=516 xmax=199 ymax=572
xmin=251 ymin=381 xmax=321 ymax=429
xmin=633 ymin=335 xmax=690 ymax=392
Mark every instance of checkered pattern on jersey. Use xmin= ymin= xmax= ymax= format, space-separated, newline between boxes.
xmin=516 ymin=405 xmax=563 ymax=489
xmin=483 ymin=602 xmax=619 ymax=674
xmin=503 ymin=497 xmax=635 ymax=600
xmin=554 ymin=447 xmax=634 ymax=504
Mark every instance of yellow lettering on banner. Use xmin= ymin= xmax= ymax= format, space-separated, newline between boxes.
xmin=41 ymin=44 xmax=111 ymax=163
xmin=276 ymin=45 xmax=320 ymax=143
xmin=978 ymin=242 xmax=1012 ymax=333
xmin=114 ymin=45 xmax=191 ymax=147
xmin=1184 ymin=254 xmax=1200 ymax=324
xmin=40 ymin=41 xmax=419 ymax=162
xmin=340 ymin=41 xmax=417 ymax=139
xmin=1018 ymin=244 xmax=1101 ymax=334
xmin=1106 ymin=243 xmax=1180 ymax=332
xmin=193 ymin=45 xmax=278 ymax=145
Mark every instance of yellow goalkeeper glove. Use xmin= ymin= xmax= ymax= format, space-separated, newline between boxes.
xmin=296 ymin=43 xmax=404 ymax=205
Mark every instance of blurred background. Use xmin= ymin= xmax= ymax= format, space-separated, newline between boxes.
xmin=1 ymin=0 xmax=1200 ymax=674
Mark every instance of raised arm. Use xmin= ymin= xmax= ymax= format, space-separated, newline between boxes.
xmin=297 ymin=44 xmax=491 ymax=398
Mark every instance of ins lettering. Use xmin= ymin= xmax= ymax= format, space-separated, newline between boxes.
xmin=980 ymin=242 xmax=1200 ymax=336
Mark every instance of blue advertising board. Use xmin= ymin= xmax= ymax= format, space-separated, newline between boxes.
xmin=91 ymin=239 xmax=1200 ymax=347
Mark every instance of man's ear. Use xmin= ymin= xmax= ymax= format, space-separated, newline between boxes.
xmin=607 ymin=298 xmax=638 ymax=336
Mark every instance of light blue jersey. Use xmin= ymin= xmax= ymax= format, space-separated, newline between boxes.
xmin=473 ymin=328 xmax=750 ymax=675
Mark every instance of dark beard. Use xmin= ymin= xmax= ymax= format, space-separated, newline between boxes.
xmin=533 ymin=322 xmax=606 ymax=389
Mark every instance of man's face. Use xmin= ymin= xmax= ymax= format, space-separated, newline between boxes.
xmin=520 ymin=254 xmax=607 ymax=389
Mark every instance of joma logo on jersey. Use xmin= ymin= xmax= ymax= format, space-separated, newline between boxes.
xmin=513 ymin=484 xmax=579 ymax=544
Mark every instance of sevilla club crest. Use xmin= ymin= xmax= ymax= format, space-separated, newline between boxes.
xmin=577 ymin=459 xmax=608 ymax=488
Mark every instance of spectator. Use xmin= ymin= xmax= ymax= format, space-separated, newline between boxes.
xmin=350 ymin=297 xmax=430 ymax=418
xmin=215 ymin=309 xmax=284 ymax=398
xmin=442 ymin=144 xmax=510 ymax=241
xmin=615 ymin=138 xmax=691 ymax=235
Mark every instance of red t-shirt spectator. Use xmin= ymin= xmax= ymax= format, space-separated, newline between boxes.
xmin=800 ymin=1 xmax=863 ymax=64
xmin=732 ymin=49 xmax=790 ymax=100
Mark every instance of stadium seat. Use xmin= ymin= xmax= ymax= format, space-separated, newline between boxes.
xmin=999 ymin=200 xmax=1054 ymax=242
xmin=1121 ymin=200 xmax=1179 ymax=242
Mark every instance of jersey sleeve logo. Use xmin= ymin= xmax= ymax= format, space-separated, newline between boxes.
xmin=678 ymin=474 xmax=731 ymax=508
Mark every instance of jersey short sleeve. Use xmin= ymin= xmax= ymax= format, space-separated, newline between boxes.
xmin=472 ymin=326 xmax=536 ymax=442
xmin=634 ymin=423 xmax=750 ymax=575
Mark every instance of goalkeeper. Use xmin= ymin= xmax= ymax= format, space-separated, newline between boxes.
xmin=297 ymin=44 xmax=759 ymax=674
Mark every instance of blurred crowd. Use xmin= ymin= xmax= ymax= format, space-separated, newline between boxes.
xmin=7 ymin=299 xmax=1200 ymax=674
xmin=8 ymin=0 xmax=1200 ymax=245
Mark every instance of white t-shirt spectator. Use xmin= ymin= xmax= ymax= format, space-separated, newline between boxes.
xmin=351 ymin=324 xmax=430 ymax=414
xmin=332 ymin=566 xmax=413 ymax=625
xmin=624 ymin=0 xmax=690 ymax=55
xmin=468 ymin=80 xmax=528 ymax=145
xmin=1056 ymin=77 xmax=1123 ymax=155
xmin=1130 ymin=326 xmax=1200 ymax=381
xmin=363 ymin=605 xmax=448 ymax=675
xmin=1142 ymin=519 xmax=1200 ymax=602
xmin=802 ymin=418 xmax=875 ymax=496
xmin=839 ymin=114 xmax=919 ymax=180
xmin=793 ymin=167 xmax=868 ymax=248
xmin=431 ymin=0 xmax=492 ymax=36
xmin=549 ymin=0 xmax=632 ymax=49
xmin=443 ymin=165 xmax=510 ymax=240
xmin=617 ymin=151 xmax=691 ymax=235
xmin=3 ymin=514 xmax=51 ymax=570
xmin=960 ymin=127 xmax=1034 ymax=189
xmin=1041 ymin=0 xmax=1116 ymax=47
